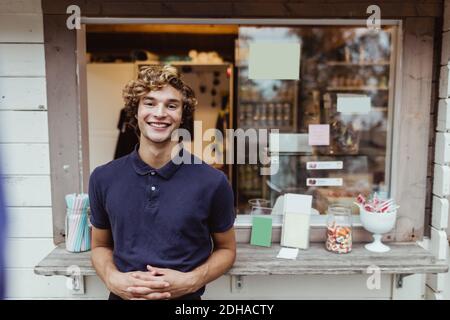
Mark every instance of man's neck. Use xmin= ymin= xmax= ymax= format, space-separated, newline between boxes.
xmin=138 ymin=137 xmax=179 ymax=169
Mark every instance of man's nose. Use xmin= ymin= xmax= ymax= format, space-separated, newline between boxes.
xmin=153 ymin=104 xmax=167 ymax=117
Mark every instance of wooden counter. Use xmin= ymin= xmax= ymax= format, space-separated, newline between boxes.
xmin=34 ymin=242 xmax=448 ymax=277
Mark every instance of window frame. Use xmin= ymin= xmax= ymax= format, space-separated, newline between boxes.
xmin=45 ymin=17 xmax=435 ymax=245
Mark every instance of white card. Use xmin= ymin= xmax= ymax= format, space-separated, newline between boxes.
xmin=249 ymin=42 xmax=301 ymax=80
xmin=269 ymin=133 xmax=312 ymax=153
xmin=337 ymin=94 xmax=371 ymax=114
xmin=306 ymin=178 xmax=343 ymax=186
xmin=281 ymin=213 xmax=311 ymax=249
xmin=276 ymin=247 xmax=299 ymax=260
xmin=284 ymin=193 xmax=312 ymax=215
xmin=306 ymin=161 xmax=343 ymax=170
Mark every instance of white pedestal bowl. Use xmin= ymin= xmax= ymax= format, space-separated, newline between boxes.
xmin=360 ymin=208 xmax=397 ymax=253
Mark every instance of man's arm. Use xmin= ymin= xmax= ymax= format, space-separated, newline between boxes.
xmin=91 ymin=226 xmax=171 ymax=300
xmin=128 ymin=227 xmax=236 ymax=298
xmin=189 ymin=227 xmax=237 ymax=290
xmin=91 ymin=227 xmax=116 ymax=287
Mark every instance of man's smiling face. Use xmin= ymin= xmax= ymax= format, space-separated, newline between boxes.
xmin=137 ymin=85 xmax=183 ymax=144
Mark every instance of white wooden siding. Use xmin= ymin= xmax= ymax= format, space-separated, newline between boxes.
xmin=0 ymin=0 xmax=79 ymax=300
xmin=5 ymin=269 xmax=69 ymax=299
xmin=441 ymin=31 xmax=450 ymax=66
xmin=6 ymin=207 xmax=53 ymax=238
xmin=0 ymin=14 xmax=44 ymax=43
xmin=0 ymin=111 xmax=49 ymax=143
xmin=0 ymin=43 xmax=45 ymax=76
xmin=431 ymin=227 xmax=448 ymax=261
xmin=426 ymin=0 xmax=450 ymax=300
xmin=203 ymin=275 xmax=392 ymax=299
xmin=0 ymin=0 xmax=42 ymax=14
xmin=0 ymin=144 xmax=50 ymax=175
xmin=5 ymin=272 xmax=109 ymax=299
xmin=2 ymin=175 xmax=52 ymax=207
xmin=0 ymin=77 xmax=47 ymax=110
xmin=440 ymin=64 xmax=450 ymax=99
xmin=6 ymin=238 xmax=55 ymax=268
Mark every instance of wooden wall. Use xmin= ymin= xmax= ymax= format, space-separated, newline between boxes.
xmin=0 ymin=0 xmax=108 ymax=299
xmin=0 ymin=0 xmax=55 ymax=298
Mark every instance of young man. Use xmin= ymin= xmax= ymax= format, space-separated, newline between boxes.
xmin=89 ymin=65 xmax=236 ymax=300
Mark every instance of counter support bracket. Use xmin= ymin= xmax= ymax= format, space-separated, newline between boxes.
xmin=66 ymin=265 xmax=85 ymax=295
xmin=395 ymin=273 xmax=413 ymax=289
xmin=232 ymin=275 xmax=244 ymax=292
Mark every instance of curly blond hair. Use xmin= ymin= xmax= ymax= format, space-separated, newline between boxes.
xmin=122 ymin=65 xmax=197 ymax=134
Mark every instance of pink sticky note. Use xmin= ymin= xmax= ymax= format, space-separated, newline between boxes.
xmin=308 ymin=124 xmax=330 ymax=146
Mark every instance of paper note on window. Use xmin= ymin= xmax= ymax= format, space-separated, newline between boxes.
xmin=308 ymin=124 xmax=330 ymax=146
xmin=249 ymin=42 xmax=301 ymax=80
xmin=269 ymin=133 xmax=312 ymax=153
xmin=306 ymin=178 xmax=343 ymax=186
xmin=307 ymin=161 xmax=343 ymax=170
xmin=337 ymin=94 xmax=371 ymax=114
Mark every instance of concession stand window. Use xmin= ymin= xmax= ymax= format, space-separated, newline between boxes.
xmin=35 ymin=16 xmax=447 ymax=287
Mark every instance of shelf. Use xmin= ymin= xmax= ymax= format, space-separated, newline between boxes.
xmin=34 ymin=242 xmax=448 ymax=277
xmin=326 ymin=61 xmax=390 ymax=66
xmin=239 ymin=189 xmax=263 ymax=197
xmin=327 ymin=86 xmax=389 ymax=91
xmin=238 ymin=125 xmax=294 ymax=131
xmin=270 ymin=145 xmax=386 ymax=157
xmin=371 ymin=106 xmax=388 ymax=112
xmin=239 ymin=101 xmax=294 ymax=104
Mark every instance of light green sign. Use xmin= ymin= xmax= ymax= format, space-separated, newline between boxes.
xmin=249 ymin=42 xmax=301 ymax=80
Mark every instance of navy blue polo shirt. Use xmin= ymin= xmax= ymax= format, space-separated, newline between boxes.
xmin=88 ymin=146 xmax=235 ymax=297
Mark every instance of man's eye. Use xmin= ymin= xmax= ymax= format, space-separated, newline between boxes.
xmin=168 ymin=105 xmax=178 ymax=109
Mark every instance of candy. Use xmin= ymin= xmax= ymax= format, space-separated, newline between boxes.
xmin=356 ymin=194 xmax=366 ymax=204
xmin=356 ymin=193 xmax=398 ymax=214
xmin=373 ymin=192 xmax=379 ymax=206
xmin=326 ymin=225 xmax=352 ymax=254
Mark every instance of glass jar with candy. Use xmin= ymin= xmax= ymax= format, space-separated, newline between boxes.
xmin=326 ymin=204 xmax=352 ymax=254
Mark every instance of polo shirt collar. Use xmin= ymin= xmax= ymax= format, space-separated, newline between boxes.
xmin=130 ymin=144 xmax=183 ymax=179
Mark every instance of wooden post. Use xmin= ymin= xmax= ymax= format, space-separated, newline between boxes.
xmin=392 ymin=18 xmax=435 ymax=242
xmin=43 ymin=14 xmax=84 ymax=244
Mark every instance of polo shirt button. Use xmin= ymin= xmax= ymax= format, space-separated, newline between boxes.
xmin=150 ymin=171 xmax=156 ymax=176
xmin=151 ymin=186 xmax=156 ymax=191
